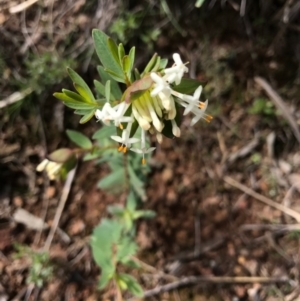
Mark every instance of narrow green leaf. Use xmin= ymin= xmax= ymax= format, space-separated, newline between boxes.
xmin=53 ymin=92 xmax=79 ymax=103
xmin=132 ymin=210 xmax=156 ymax=220
xmin=128 ymin=47 xmax=135 ymax=72
xmin=92 ymin=29 xmax=124 ymax=78
xmin=54 ymin=92 xmax=98 ymax=109
xmin=126 ymin=190 xmax=138 ymax=212
xmin=97 ymin=66 xmax=122 ymax=99
xmin=62 ymin=89 xmax=86 ymax=102
xmin=142 ymin=53 xmax=157 ymax=75
xmin=159 ymin=58 xmax=168 ymax=70
xmin=74 ymin=109 xmax=92 ymax=115
xmin=107 ymin=37 xmax=120 ymax=65
xmin=67 ymin=68 xmax=95 ymax=102
xmin=122 ymin=55 xmax=131 ymax=79
xmin=104 ymin=68 xmax=126 ymax=83
xmin=63 ymin=101 xmax=97 ymax=110
xmin=94 ymin=80 xmax=106 ymax=98
xmin=105 ymin=80 xmax=111 ymax=103
xmin=66 ymin=129 xmax=93 ymax=149
xmin=151 ymin=56 xmax=161 ymax=72
xmin=118 ymin=43 xmax=125 ymax=64
xmin=134 ymin=68 xmax=141 ymax=81
xmin=79 ymin=110 xmax=96 ymax=124
xmin=74 ymin=83 xmax=95 ymax=103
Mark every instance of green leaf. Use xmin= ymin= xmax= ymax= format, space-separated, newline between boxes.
xmin=91 ymin=219 xmax=122 ymax=268
xmin=128 ymin=47 xmax=135 ymax=72
xmin=97 ymin=66 xmax=122 ymax=99
xmin=62 ymin=89 xmax=86 ymax=102
xmin=107 ymin=37 xmax=120 ymax=65
xmin=60 ymin=155 xmax=77 ymax=180
xmin=122 ymin=55 xmax=131 ymax=78
xmin=98 ymin=169 xmax=126 ymax=193
xmin=74 ymin=109 xmax=93 ymax=115
xmin=118 ymin=43 xmax=125 ymax=64
xmin=128 ymin=165 xmax=145 ymax=200
xmin=94 ymin=80 xmax=106 ymax=98
xmin=172 ymin=78 xmax=205 ymax=95
xmin=67 ymin=68 xmax=95 ymax=102
xmin=47 ymin=148 xmax=73 ymax=163
xmin=74 ymin=83 xmax=95 ymax=103
xmin=79 ymin=110 xmax=96 ymax=124
xmin=107 ymin=205 xmax=125 ymax=217
xmin=63 ymin=101 xmax=97 ymax=110
xmin=105 ymin=68 xmax=126 ymax=83
xmin=105 ymin=80 xmax=111 ymax=103
xmin=93 ymin=126 xmax=116 ymax=141
xmin=122 ymin=258 xmax=140 ymax=269
xmin=134 ymin=68 xmax=141 ymax=81
xmin=132 ymin=210 xmax=156 ymax=220
xmin=151 ymin=56 xmax=161 ymax=72
xmin=92 ymin=29 xmax=124 ymax=80
xmin=159 ymin=58 xmax=168 ymax=70
xmin=126 ymin=190 xmax=138 ymax=212
xmin=142 ymin=53 xmax=158 ymax=76
xmin=98 ymin=265 xmax=114 ymax=289
xmin=66 ymin=130 xmax=93 ymax=149
xmin=117 ymin=273 xmax=143 ymax=297
xmin=116 ymin=236 xmax=137 ymax=262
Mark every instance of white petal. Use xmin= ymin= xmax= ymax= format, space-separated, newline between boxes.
xmin=145 ymin=147 xmax=156 ymax=153
xmin=110 ymin=135 xmax=123 ymax=143
xmin=130 ymin=148 xmax=143 ymax=154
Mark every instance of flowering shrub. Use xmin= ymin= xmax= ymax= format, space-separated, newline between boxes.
xmin=37 ymin=29 xmax=211 ymax=298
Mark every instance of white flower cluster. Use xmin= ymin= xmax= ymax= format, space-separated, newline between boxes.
xmin=95 ymin=53 xmax=212 ymax=164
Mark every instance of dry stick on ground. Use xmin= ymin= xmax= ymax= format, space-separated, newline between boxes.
xmin=224 ymin=176 xmax=300 ymax=223
xmin=9 ymin=0 xmax=39 ymax=14
xmin=43 ymin=166 xmax=77 ymax=251
xmin=132 ymin=276 xmax=289 ymax=300
xmin=254 ymin=76 xmax=300 ymax=144
xmin=0 ymin=88 xmax=33 ymax=109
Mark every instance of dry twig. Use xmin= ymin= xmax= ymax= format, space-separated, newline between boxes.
xmin=254 ymin=76 xmax=300 ymax=144
xmin=131 ymin=276 xmax=289 ymax=300
xmin=43 ymin=167 xmax=77 ymax=250
xmin=224 ymin=176 xmax=300 ymax=222
xmin=0 ymin=88 xmax=33 ymax=109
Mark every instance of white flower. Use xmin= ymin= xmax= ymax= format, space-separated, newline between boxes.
xmin=111 ymin=122 xmax=140 ymax=153
xmin=171 ymin=119 xmax=181 ymax=137
xmin=163 ymin=53 xmax=188 ymax=85
xmin=181 ymin=85 xmax=203 ymax=115
xmin=130 ymin=129 xmax=156 ymax=164
xmin=95 ymin=102 xmax=133 ymax=129
xmin=150 ymin=73 xmax=171 ymax=97
xmin=36 ymin=159 xmax=62 ymax=180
